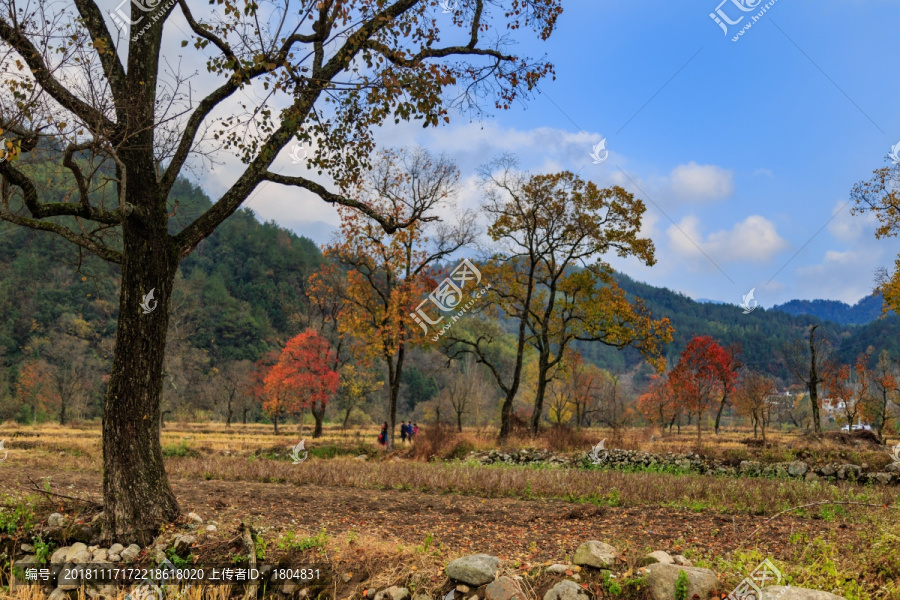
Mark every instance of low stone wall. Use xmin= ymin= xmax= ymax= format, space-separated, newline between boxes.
xmin=466 ymin=448 xmax=900 ymax=485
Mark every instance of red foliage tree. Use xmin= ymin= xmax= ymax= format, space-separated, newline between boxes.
xmin=264 ymin=330 xmax=340 ymax=438
xmin=668 ymin=336 xmax=734 ymax=446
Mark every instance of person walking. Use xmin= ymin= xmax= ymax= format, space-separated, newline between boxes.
xmin=412 ymin=422 xmax=419 ymax=438
xmin=400 ymin=421 xmax=408 ymax=443
xmin=378 ymin=422 xmax=387 ymax=446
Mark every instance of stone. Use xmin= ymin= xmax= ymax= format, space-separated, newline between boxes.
xmin=640 ymin=551 xmax=674 ymax=566
xmin=20 ymin=543 xmax=34 ymax=552
xmin=672 ymin=555 xmax=693 ymax=567
xmin=544 ymin=564 xmax=570 ymax=574
xmin=874 ymin=472 xmax=893 ymax=485
xmin=542 ymin=580 xmax=588 ymax=600
xmin=760 ymin=586 xmax=847 ymax=600
xmin=85 ymin=584 xmax=117 ymax=599
xmin=820 ymin=465 xmax=837 ymax=477
xmin=573 ymin=541 xmax=618 ymax=568
xmin=366 ymin=589 xmax=376 ymax=599
xmin=92 ymin=549 xmax=108 ymax=562
xmin=49 ymin=589 xmax=72 ymax=600
xmin=456 ymin=586 xmax=471 ymax=593
xmin=187 ymin=512 xmax=203 ymax=524
xmin=354 ymin=455 xmax=369 ymax=461
xmin=172 ymin=534 xmax=196 ymax=553
xmin=108 ymin=543 xmax=124 ymax=556
xmin=120 ymin=544 xmax=141 ymax=562
xmin=643 ymin=564 xmax=718 ymax=600
xmin=788 ymin=461 xmax=809 ymax=477
xmin=57 ymin=565 xmax=85 ymax=590
xmin=48 ymin=513 xmax=67 ymax=528
xmin=206 ymin=525 xmax=218 ymax=532
xmin=51 ymin=547 xmax=70 ymax=564
xmin=804 ymin=473 xmax=820 ymax=482
xmin=374 ymin=587 xmax=411 ymax=600
xmin=65 ymin=543 xmax=90 ymax=564
xmin=107 ymin=554 xmax=121 ymax=562
xmin=14 ymin=555 xmax=37 ymax=568
xmin=412 ymin=594 xmax=431 ymax=600
xmin=446 ymin=554 xmax=500 ymax=586
xmin=281 ymin=581 xmax=298 ymax=595
xmin=484 ymin=577 xmax=525 ymax=600
xmin=341 ymin=573 xmax=352 ymax=583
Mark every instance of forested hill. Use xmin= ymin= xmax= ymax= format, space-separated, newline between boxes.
xmin=585 ymin=274 xmax=900 ymax=380
xmin=0 ymin=178 xmax=321 ymax=368
xmin=1 ymin=176 xmax=898 ymax=386
xmin=771 ymin=294 xmax=888 ymax=325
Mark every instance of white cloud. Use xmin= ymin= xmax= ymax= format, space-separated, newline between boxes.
xmin=669 ymin=162 xmax=734 ymax=201
xmin=667 ymin=214 xmax=789 ymax=264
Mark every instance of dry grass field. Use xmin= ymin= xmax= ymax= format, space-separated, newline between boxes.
xmin=1 ymin=422 xmax=899 ymax=600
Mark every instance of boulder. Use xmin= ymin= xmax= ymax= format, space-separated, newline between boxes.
xmin=640 ymin=551 xmax=674 ymax=566
xmin=92 ymin=548 xmax=108 ymax=562
xmin=172 ymin=534 xmax=196 ymax=553
xmin=643 ymin=564 xmax=718 ymax=600
xmin=761 ymin=586 xmax=846 ymax=600
xmin=874 ymin=472 xmax=893 ymax=485
xmin=120 ymin=544 xmax=141 ymax=562
xmin=65 ymin=543 xmax=91 ymax=564
xmin=484 ymin=577 xmax=525 ymax=600
xmin=374 ymin=587 xmax=411 ymax=600
xmin=108 ymin=543 xmax=124 ymax=556
xmin=446 ymin=554 xmax=500 ymax=586
xmin=542 ymin=580 xmax=588 ymax=600
xmin=788 ymin=461 xmax=809 ymax=477
xmin=51 ymin=547 xmax=70 ymax=565
xmin=573 ymin=541 xmax=618 ymax=568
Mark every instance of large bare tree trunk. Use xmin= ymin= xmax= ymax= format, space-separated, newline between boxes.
xmin=101 ymin=227 xmax=180 ymax=545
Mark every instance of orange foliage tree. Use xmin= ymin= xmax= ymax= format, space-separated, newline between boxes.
xmin=323 ymin=148 xmax=475 ymax=449
xmin=264 ymin=330 xmax=339 ymax=438
xmin=16 ymin=359 xmax=53 ymax=424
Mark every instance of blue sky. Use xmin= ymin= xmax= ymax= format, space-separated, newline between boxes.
xmin=199 ymin=0 xmax=900 ymax=308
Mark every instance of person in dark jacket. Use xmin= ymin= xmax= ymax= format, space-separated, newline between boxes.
xmin=400 ymin=421 xmax=408 ymax=443
xmin=378 ymin=422 xmax=387 ymax=446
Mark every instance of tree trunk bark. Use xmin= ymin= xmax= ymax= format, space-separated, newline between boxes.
xmin=311 ymin=401 xmax=325 ymax=438
xmin=456 ymin=411 xmax=463 ymax=433
xmin=713 ymin=393 xmax=728 ymax=434
xmin=384 ymin=344 xmax=406 ymax=451
xmin=809 ymin=326 xmax=822 ymax=434
xmin=59 ymin=398 xmax=66 ymax=426
xmin=529 ymin=357 xmax=550 ymax=436
xmin=101 ymin=233 xmax=180 ymax=545
xmin=273 ymin=413 xmax=279 ymax=434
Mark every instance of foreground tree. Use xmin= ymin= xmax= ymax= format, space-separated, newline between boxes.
xmin=0 ymin=0 xmax=560 ymax=540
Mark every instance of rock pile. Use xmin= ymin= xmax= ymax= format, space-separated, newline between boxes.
xmin=466 ymin=449 xmax=900 ymax=485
